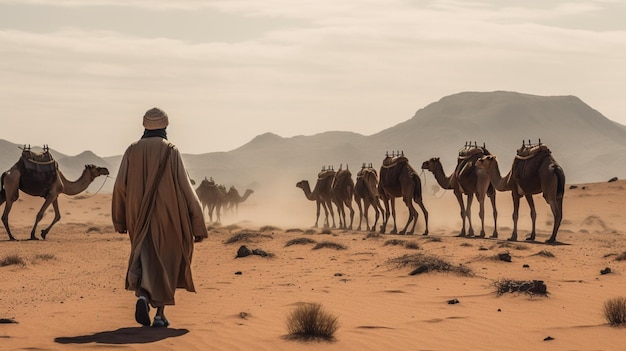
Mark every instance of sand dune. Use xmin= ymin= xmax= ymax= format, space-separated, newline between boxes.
xmin=2 ymin=180 xmax=626 ymax=350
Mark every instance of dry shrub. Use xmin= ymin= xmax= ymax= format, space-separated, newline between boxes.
xmin=387 ymin=253 xmax=473 ymax=276
xmin=534 ymin=250 xmax=555 ymax=258
xmin=86 ymin=226 xmax=101 ymax=233
xmin=285 ymin=303 xmax=338 ymax=340
xmin=405 ymin=241 xmax=420 ymax=250
xmin=424 ymin=236 xmax=442 ymax=243
xmin=615 ymin=252 xmax=626 ymax=261
xmin=285 ymin=238 xmax=317 ymax=247
xmin=493 ymin=279 xmax=548 ymax=296
xmin=603 ymin=297 xmax=626 ymax=326
xmin=286 ymin=228 xmax=304 ymax=233
xmin=224 ymin=232 xmax=273 ymax=244
xmin=384 ymin=239 xmax=406 ymax=246
xmin=33 ymin=253 xmax=55 ymax=262
xmin=304 ymin=229 xmax=317 ymax=235
xmin=260 ymin=225 xmax=281 ymax=232
xmin=365 ymin=232 xmax=382 ymax=239
xmin=312 ymin=241 xmax=347 ymax=250
xmin=495 ymin=241 xmax=529 ymax=251
xmin=1 ymin=254 xmax=26 ymax=267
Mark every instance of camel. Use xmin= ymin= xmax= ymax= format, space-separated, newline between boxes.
xmin=474 ymin=141 xmax=565 ymax=243
xmin=378 ymin=152 xmax=428 ymax=235
xmin=421 ymin=143 xmax=497 ymax=238
xmin=354 ymin=163 xmax=384 ymax=232
xmin=224 ymin=186 xmax=254 ymax=214
xmin=195 ymin=177 xmax=227 ymax=224
xmin=296 ymin=167 xmax=337 ymax=228
xmin=0 ymin=147 xmax=109 ymax=240
xmin=331 ymin=165 xmax=355 ymax=230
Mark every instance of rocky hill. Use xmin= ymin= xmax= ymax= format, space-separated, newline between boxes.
xmin=2 ymin=91 xmax=625 ymax=198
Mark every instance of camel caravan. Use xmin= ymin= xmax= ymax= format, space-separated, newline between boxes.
xmin=195 ymin=177 xmax=254 ymax=225
xmin=297 ymin=139 xmax=565 ymax=244
xmin=0 ymin=145 xmax=110 ymax=241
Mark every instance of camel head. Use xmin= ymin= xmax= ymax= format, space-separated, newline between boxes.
xmin=474 ymin=155 xmax=497 ymax=171
xmin=85 ymin=164 xmax=110 ymax=179
xmin=421 ymin=157 xmax=440 ymax=172
xmin=296 ymin=180 xmax=308 ymax=190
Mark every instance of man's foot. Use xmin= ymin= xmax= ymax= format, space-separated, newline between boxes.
xmin=152 ymin=315 xmax=169 ymax=328
xmin=135 ymin=296 xmax=151 ymax=326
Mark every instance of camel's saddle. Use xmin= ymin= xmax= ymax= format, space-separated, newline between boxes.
xmin=19 ymin=145 xmax=57 ymax=174
xmin=456 ymin=143 xmax=490 ymax=177
xmin=516 ymin=140 xmax=551 ymax=160
xmin=357 ymin=163 xmax=377 ymax=178
xmin=381 ymin=151 xmax=409 ymax=169
xmin=318 ymin=166 xmax=336 ymax=180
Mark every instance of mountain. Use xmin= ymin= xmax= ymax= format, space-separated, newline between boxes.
xmin=2 ymin=91 xmax=625 ymax=199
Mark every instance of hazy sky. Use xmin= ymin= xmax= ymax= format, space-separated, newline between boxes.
xmin=1 ymin=0 xmax=625 ymax=156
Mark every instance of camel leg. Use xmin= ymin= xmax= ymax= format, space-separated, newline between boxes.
xmin=465 ymin=194 xmax=475 ymax=237
xmin=347 ymin=200 xmax=355 ymax=230
xmin=314 ymin=200 xmax=321 ymax=228
xmin=416 ymin=198 xmax=429 ymax=236
xmin=1 ymin=198 xmax=17 ymax=241
xmin=355 ymin=198 xmax=364 ymax=231
xmin=400 ymin=196 xmax=417 ymax=235
xmin=321 ymin=201 xmax=330 ymax=229
xmin=41 ymin=199 xmax=61 ymax=239
xmin=488 ymin=191 xmax=498 ymax=238
xmin=372 ymin=198 xmax=382 ymax=232
xmin=390 ymin=198 xmax=398 ymax=234
xmin=29 ymin=195 xmax=56 ymax=240
xmin=326 ymin=200 xmax=337 ymax=228
xmin=477 ymin=192 xmax=486 ymax=238
xmin=545 ymin=193 xmax=563 ymax=243
xmin=509 ymin=193 xmax=521 ymax=241
xmin=525 ymin=194 xmax=537 ymax=241
xmin=453 ymin=190 xmax=467 ymax=237
xmin=380 ymin=197 xmax=390 ymax=234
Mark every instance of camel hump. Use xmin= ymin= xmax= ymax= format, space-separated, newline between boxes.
xmin=458 ymin=145 xmax=489 ymax=160
xmin=516 ymin=144 xmax=551 ymax=160
xmin=318 ymin=169 xmax=336 ymax=180
xmin=357 ymin=167 xmax=377 ymax=179
xmin=19 ymin=145 xmax=57 ymax=174
xmin=382 ymin=156 xmax=409 ymax=169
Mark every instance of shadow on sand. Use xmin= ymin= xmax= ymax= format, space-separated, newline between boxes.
xmin=55 ymin=327 xmax=189 ymax=345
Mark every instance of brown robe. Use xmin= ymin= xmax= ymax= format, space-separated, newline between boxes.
xmin=112 ymin=137 xmax=208 ymax=307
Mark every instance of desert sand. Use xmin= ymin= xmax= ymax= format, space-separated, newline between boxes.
xmin=2 ymin=178 xmax=626 ymax=350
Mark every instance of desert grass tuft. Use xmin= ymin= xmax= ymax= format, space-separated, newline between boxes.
xmin=286 ymin=228 xmax=304 ymax=233
xmin=383 ymin=239 xmax=406 ymax=246
xmin=424 ymin=236 xmax=442 ymax=243
xmin=405 ymin=241 xmax=420 ymax=250
xmin=285 ymin=303 xmax=339 ymax=341
xmin=603 ymin=297 xmax=626 ymax=326
xmin=387 ymin=253 xmax=473 ymax=276
xmin=312 ymin=241 xmax=347 ymax=250
xmin=224 ymin=232 xmax=273 ymax=244
xmin=494 ymin=241 xmax=529 ymax=251
xmin=33 ymin=253 xmax=55 ymax=262
xmin=260 ymin=225 xmax=281 ymax=232
xmin=304 ymin=229 xmax=317 ymax=235
xmin=534 ymin=250 xmax=555 ymax=258
xmin=493 ymin=279 xmax=548 ymax=296
xmin=0 ymin=254 xmax=26 ymax=267
xmin=365 ymin=232 xmax=382 ymax=239
xmin=285 ymin=238 xmax=317 ymax=247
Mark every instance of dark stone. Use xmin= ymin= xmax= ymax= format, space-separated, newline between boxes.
xmin=236 ymin=245 xmax=252 ymax=258
xmin=234 ymin=271 xmax=242 ymax=275
xmin=447 ymin=298 xmax=459 ymax=305
xmin=334 ymin=273 xmax=344 ymax=277
xmin=498 ymin=252 xmax=512 ymax=262
xmin=608 ymin=177 xmax=618 ymax=183
xmin=523 ymin=264 xmax=530 ymax=268
xmin=601 ymin=267 xmax=612 ymax=275
xmin=544 ymin=336 xmax=554 ymax=341
xmin=569 ymin=185 xmax=578 ymax=189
